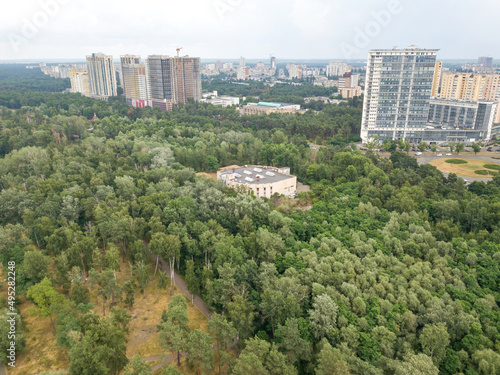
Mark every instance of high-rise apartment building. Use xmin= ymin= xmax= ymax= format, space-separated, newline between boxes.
xmin=478 ymin=56 xmax=493 ymax=68
xmin=326 ymin=61 xmax=350 ymax=77
xmin=86 ymin=53 xmax=117 ymax=99
xmin=439 ymin=72 xmax=500 ymax=102
xmin=361 ymin=46 xmax=438 ymax=143
xmin=270 ymin=56 xmax=276 ymax=70
xmin=240 ymin=56 xmax=246 ymax=67
xmin=120 ymin=55 xmax=149 ymax=100
xmin=237 ymin=66 xmax=249 ymax=80
xmin=69 ymin=69 xmax=90 ymax=96
xmin=288 ymin=64 xmax=303 ymax=79
xmin=145 ymin=55 xmax=201 ymax=105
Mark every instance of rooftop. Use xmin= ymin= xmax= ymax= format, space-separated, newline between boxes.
xmin=218 ymin=166 xmax=294 ymax=185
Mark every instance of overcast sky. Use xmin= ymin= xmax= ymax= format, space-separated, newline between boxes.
xmin=0 ymin=0 xmax=498 ymax=61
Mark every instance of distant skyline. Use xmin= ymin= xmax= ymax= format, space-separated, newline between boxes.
xmin=1 ymin=0 xmax=498 ymax=61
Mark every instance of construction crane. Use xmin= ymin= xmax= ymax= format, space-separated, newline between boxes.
xmin=176 ymin=47 xmax=183 ymax=58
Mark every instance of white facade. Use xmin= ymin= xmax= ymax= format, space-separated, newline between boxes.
xmin=217 ymin=166 xmax=297 ymax=199
xmin=326 ymin=62 xmax=350 ymax=77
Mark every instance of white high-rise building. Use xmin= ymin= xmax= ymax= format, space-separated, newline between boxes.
xmin=326 ymin=62 xmax=350 ymax=77
xmin=86 ymin=53 xmax=118 ymax=99
xmin=361 ymin=46 xmax=438 ymax=143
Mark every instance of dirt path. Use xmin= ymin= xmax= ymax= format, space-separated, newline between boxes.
xmin=147 ymin=250 xmax=212 ymax=319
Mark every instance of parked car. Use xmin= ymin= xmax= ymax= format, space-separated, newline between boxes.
xmin=415 ymin=152 xmax=422 ymax=156
xmin=437 ymin=153 xmax=443 ymax=157
xmin=487 ymin=147 xmax=493 ymax=151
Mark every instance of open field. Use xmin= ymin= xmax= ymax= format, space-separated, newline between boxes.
xmin=429 ymin=158 xmax=500 ymax=178
xmin=7 ymin=260 xmax=208 ymax=375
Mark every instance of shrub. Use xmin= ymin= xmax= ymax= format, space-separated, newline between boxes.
xmin=445 ymin=159 xmax=468 ymax=164
xmin=483 ymin=164 xmax=500 ymax=171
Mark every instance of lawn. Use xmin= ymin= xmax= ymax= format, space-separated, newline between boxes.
xmin=430 ymin=158 xmax=500 ymax=178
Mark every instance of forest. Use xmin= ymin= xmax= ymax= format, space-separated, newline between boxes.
xmin=1 ymin=67 xmax=500 ymax=375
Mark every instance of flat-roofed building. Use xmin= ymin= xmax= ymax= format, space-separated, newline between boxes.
xmin=241 ymin=102 xmax=300 ymax=115
xmin=217 ymin=166 xmax=297 ymax=198
xmin=339 ymin=86 xmax=362 ymax=98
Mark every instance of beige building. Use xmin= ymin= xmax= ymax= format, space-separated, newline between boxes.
xmin=339 ymin=86 xmax=362 ymax=98
xmin=241 ymin=102 xmax=300 ymax=115
xmin=120 ymin=55 xmax=149 ymax=100
xmin=431 ymin=61 xmax=443 ymax=97
xmin=217 ymin=166 xmax=297 ymax=198
xmin=439 ymin=72 xmax=500 ymax=101
xmin=69 ymin=69 xmax=90 ymax=96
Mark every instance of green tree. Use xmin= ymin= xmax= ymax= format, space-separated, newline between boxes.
xmin=276 ymin=318 xmax=312 ymax=365
xmin=122 ymin=280 xmax=135 ymax=310
xmin=186 ymin=330 xmax=213 ymax=375
xmin=158 ymin=320 xmax=187 ymax=367
xmin=23 ymin=250 xmax=50 ymax=284
xmin=233 ymin=337 xmax=297 ymax=375
xmin=124 ymin=355 xmax=152 ymax=375
xmin=472 ymin=142 xmax=482 ymax=155
xmin=27 ymin=278 xmax=65 ymax=333
xmin=132 ymin=260 xmax=150 ymax=297
xmin=420 ymin=323 xmax=450 ymax=366
xmin=455 ymin=143 xmax=465 ymax=154
xmin=72 ymin=281 xmax=90 ymax=305
xmin=315 ymin=341 xmax=350 ymax=375
xmin=208 ymin=313 xmax=237 ymax=374
xmin=391 ymin=353 xmax=439 ymax=375
xmin=309 ymin=294 xmax=338 ymax=340
xmin=228 ymin=294 xmax=255 ymax=341
xmin=185 ymin=260 xmax=198 ymax=305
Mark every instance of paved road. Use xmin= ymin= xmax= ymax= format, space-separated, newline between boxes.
xmin=417 ymin=154 xmax=500 ymax=182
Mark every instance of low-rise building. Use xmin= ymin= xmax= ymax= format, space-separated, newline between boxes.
xmin=338 ymin=87 xmax=362 ymax=98
xmin=240 ymin=102 xmax=300 ymax=115
xmin=217 ymin=166 xmax=297 ymax=198
xmin=201 ymin=96 xmax=240 ymax=107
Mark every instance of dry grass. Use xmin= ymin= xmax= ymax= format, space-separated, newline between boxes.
xmin=8 ymin=260 xmax=208 ymax=375
xmin=430 ymin=158 xmax=500 ymax=178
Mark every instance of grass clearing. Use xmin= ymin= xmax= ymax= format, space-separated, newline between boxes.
xmin=430 ymin=158 xmax=500 ymax=178
xmin=9 ymin=260 xmax=208 ymax=374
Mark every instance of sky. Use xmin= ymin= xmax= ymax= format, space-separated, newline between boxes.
xmin=0 ymin=0 xmax=498 ymax=61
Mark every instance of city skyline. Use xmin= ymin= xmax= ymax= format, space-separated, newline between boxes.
xmin=1 ymin=0 xmax=499 ymax=61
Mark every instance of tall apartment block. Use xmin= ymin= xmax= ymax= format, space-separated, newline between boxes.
xmin=69 ymin=69 xmax=90 ymax=96
xmin=145 ymin=55 xmax=201 ymax=106
xmin=361 ymin=46 xmax=438 ymax=143
xmin=86 ymin=53 xmax=117 ymax=99
xmin=120 ymin=55 xmax=149 ymax=101
xmin=478 ymin=56 xmax=493 ymax=68
xmin=326 ymin=62 xmax=350 ymax=77
xmin=439 ymin=72 xmax=500 ymax=102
